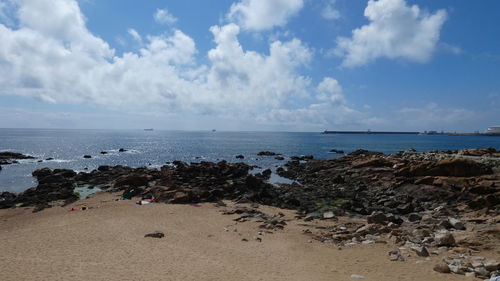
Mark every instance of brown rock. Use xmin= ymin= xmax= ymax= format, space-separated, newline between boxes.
xmin=170 ymin=191 xmax=193 ymax=203
xmin=433 ymin=263 xmax=451 ymax=274
xmin=114 ymin=174 xmax=150 ymax=188
xmin=399 ymin=159 xmax=492 ymax=177
xmin=411 ymin=246 xmax=430 ymax=257
xmin=434 ymin=231 xmax=456 ymax=247
xmin=367 ymin=212 xmax=388 ymax=224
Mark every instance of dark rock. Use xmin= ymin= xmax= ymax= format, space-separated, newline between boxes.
xmin=329 ymin=149 xmax=344 ymax=154
xmin=0 ymin=192 xmax=16 ymax=209
xmin=396 ymin=203 xmax=414 ymax=215
xmin=0 ymin=152 xmax=35 ymax=160
xmin=348 ymin=149 xmax=384 ymax=157
xmin=83 ymin=155 xmax=92 ymax=159
xmin=434 ymin=231 xmax=456 ymax=247
xmin=32 ymin=167 xmax=53 ymax=178
xmin=114 ymin=174 xmax=149 ymax=188
xmin=261 ymin=169 xmax=272 ymax=179
xmin=235 ymin=154 xmax=244 ymax=159
xmin=411 ymin=246 xmax=430 ymax=257
xmin=97 ymin=165 xmax=111 ymax=172
xmin=118 ymin=148 xmax=127 ymax=152
xmin=367 ymin=212 xmax=388 ymax=224
xmin=100 ymin=151 xmax=108 ymax=155
xmin=122 ymin=187 xmax=144 ymax=199
xmin=257 ymin=151 xmax=278 ymax=156
xmin=290 ymin=155 xmax=313 ymax=161
xmin=144 ymin=231 xmax=165 ymax=238
xmin=407 ymin=213 xmax=421 ymax=222
xmin=332 ymin=175 xmax=345 ymax=184
xmin=274 ymin=156 xmax=285 ymax=160
xmin=16 ymin=168 xmax=78 ymax=211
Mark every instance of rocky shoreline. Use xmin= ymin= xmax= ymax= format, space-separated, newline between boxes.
xmin=0 ymin=147 xmax=499 ymax=279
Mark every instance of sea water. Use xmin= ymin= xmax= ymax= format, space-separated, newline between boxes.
xmin=0 ymin=128 xmax=499 ymax=192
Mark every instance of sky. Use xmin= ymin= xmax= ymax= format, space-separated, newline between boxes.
xmin=0 ymin=0 xmax=499 ymax=132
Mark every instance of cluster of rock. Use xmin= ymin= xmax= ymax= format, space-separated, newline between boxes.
xmin=83 ymin=148 xmax=128 ymax=159
xmin=0 ymin=152 xmax=34 ymax=170
xmin=434 ymin=255 xmax=499 ymax=279
xmin=0 ymin=147 xmax=499 ymax=278
xmin=221 ymin=205 xmax=287 ymax=231
xmin=276 ymin=149 xmax=498 ymax=215
xmin=0 ymin=160 xmax=277 ymax=211
xmin=275 ymin=148 xmax=499 ymax=279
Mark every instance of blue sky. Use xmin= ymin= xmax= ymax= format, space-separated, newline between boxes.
xmin=0 ymin=0 xmax=499 ymax=132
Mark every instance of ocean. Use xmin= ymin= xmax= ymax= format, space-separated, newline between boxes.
xmin=1 ymin=128 xmax=499 ymax=193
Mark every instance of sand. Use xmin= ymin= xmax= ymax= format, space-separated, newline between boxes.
xmin=0 ymin=192 xmax=478 ymax=281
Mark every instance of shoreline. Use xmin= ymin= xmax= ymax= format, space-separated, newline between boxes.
xmin=1 ymin=147 xmax=499 ymax=280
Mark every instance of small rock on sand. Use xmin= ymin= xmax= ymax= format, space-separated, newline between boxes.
xmin=144 ymin=231 xmax=165 ymax=238
xmin=433 ymin=263 xmax=451 ymax=274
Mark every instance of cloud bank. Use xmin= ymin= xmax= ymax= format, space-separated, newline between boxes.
xmin=0 ymin=0 xmax=319 ymax=121
xmin=0 ymin=0 xmax=475 ymax=131
xmin=335 ymin=0 xmax=447 ymax=67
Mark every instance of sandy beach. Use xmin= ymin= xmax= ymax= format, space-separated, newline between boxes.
xmin=0 ymin=192 xmax=484 ymax=281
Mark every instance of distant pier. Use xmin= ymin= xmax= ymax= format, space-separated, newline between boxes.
xmin=323 ymin=130 xmax=419 ymax=135
xmin=322 ymin=130 xmax=500 ymax=136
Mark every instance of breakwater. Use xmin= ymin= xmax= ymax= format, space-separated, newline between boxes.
xmin=323 ymin=130 xmax=420 ymax=135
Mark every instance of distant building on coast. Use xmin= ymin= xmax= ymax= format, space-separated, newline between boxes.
xmin=486 ymin=126 xmax=500 ymax=135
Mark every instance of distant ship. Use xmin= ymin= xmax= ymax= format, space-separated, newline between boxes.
xmin=144 ymin=128 xmax=154 ymax=131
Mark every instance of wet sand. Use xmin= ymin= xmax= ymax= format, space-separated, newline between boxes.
xmin=0 ymin=192 xmax=476 ymax=281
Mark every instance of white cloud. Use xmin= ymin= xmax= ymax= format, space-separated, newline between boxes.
xmin=127 ymin=28 xmax=141 ymax=42
xmin=257 ymin=77 xmax=372 ymax=129
xmin=257 ymin=102 xmax=374 ymax=130
xmin=335 ymin=0 xmax=447 ymax=67
xmin=0 ymin=0 xmax=316 ymax=122
xmin=154 ymin=8 xmax=177 ymax=25
xmin=321 ymin=0 xmax=340 ymax=21
xmin=440 ymin=42 xmax=463 ymax=55
xmin=395 ymin=103 xmax=475 ymax=130
xmin=227 ymin=0 xmax=304 ymax=31
xmin=316 ymin=77 xmax=344 ymax=104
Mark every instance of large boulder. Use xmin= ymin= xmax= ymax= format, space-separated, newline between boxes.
xmin=398 ymin=159 xmax=492 ymax=177
xmin=0 ymin=192 xmax=16 ymax=209
xmin=0 ymin=152 xmax=34 ymax=160
xmin=353 ymin=158 xmax=393 ymax=168
xmin=113 ymin=174 xmax=150 ymax=188
xmin=367 ymin=212 xmax=389 ymax=224
xmin=348 ymin=149 xmax=384 ymax=157
xmin=258 ymin=151 xmax=278 ymax=156
xmin=434 ymin=231 xmax=456 ymax=247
